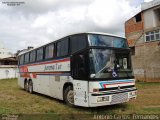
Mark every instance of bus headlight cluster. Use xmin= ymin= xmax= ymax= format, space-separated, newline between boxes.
xmin=129 ymin=91 xmax=137 ymax=97
xmin=97 ymin=96 xmax=110 ymax=102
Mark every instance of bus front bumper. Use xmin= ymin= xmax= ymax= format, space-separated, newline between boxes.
xmin=88 ymin=89 xmax=137 ymax=107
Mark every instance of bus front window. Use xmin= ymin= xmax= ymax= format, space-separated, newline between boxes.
xmin=89 ymin=49 xmax=134 ymax=79
xmin=88 ymin=34 xmax=128 ymax=48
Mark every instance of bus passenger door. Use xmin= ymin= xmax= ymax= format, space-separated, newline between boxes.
xmin=71 ymin=52 xmax=89 ymax=107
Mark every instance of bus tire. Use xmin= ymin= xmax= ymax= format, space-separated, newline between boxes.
xmin=24 ymin=80 xmax=28 ymax=91
xmin=28 ymin=80 xmax=33 ymax=94
xmin=64 ymin=86 xmax=74 ymax=106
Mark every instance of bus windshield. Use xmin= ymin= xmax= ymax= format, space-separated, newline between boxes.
xmin=89 ymin=49 xmax=134 ymax=79
xmin=88 ymin=34 xmax=128 ymax=48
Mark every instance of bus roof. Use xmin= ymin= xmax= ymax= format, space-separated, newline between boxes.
xmin=18 ymin=32 xmax=125 ymax=56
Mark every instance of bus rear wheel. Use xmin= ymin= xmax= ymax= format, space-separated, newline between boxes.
xmin=64 ymin=86 xmax=74 ymax=106
xmin=24 ymin=80 xmax=28 ymax=91
xmin=28 ymin=80 xmax=33 ymax=94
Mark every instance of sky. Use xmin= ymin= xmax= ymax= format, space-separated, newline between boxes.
xmin=0 ymin=0 xmax=153 ymax=53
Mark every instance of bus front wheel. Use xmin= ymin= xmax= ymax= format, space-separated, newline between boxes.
xmin=64 ymin=86 xmax=74 ymax=106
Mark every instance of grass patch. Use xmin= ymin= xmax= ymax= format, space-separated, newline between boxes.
xmin=0 ymin=79 xmax=159 ymax=119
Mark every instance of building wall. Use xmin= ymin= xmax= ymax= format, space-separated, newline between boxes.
xmin=144 ymin=7 xmax=160 ymax=30
xmin=125 ymin=6 xmax=160 ymax=82
xmin=142 ymin=0 xmax=160 ymax=11
xmin=133 ymin=40 xmax=160 ymax=82
xmin=143 ymin=41 xmax=160 ymax=82
xmin=0 ymin=66 xmax=18 ymax=79
xmin=144 ymin=9 xmax=155 ymax=29
xmin=125 ymin=13 xmax=144 ymax=47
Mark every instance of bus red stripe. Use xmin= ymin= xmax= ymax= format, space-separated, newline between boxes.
xmin=20 ymin=58 xmax=70 ymax=67
xmin=20 ymin=71 xmax=69 ymax=74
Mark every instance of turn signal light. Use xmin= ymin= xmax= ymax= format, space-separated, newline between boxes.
xmin=93 ymin=88 xmax=99 ymax=92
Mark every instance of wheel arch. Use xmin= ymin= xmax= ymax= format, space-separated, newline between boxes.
xmin=28 ymin=78 xmax=32 ymax=82
xmin=24 ymin=78 xmax=28 ymax=91
xmin=24 ymin=78 xmax=28 ymax=84
xmin=63 ymin=82 xmax=73 ymax=99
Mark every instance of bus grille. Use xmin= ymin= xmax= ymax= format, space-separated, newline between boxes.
xmin=111 ymin=93 xmax=128 ymax=104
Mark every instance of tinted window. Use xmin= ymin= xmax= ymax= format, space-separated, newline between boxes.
xmin=57 ymin=38 xmax=69 ymax=57
xmin=30 ymin=50 xmax=36 ymax=62
xmin=36 ymin=48 xmax=44 ymax=61
xmin=70 ymin=35 xmax=87 ymax=54
xmin=45 ymin=44 xmax=54 ymax=59
xmin=88 ymin=34 xmax=128 ymax=48
xmin=19 ymin=55 xmax=24 ymax=65
xmin=24 ymin=53 xmax=29 ymax=63
xmin=71 ymin=52 xmax=88 ymax=79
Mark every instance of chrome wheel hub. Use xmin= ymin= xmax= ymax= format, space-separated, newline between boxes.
xmin=67 ymin=90 xmax=74 ymax=104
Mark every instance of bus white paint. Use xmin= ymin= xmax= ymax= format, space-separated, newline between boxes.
xmin=18 ymin=32 xmax=137 ymax=107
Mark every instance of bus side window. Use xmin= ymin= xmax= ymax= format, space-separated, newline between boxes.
xmin=24 ymin=53 xmax=29 ymax=64
xmin=45 ymin=43 xmax=54 ymax=59
xmin=20 ymin=55 xmax=24 ymax=65
xmin=56 ymin=38 xmax=69 ymax=57
xmin=71 ymin=52 xmax=88 ymax=80
xmin=30 ymin=50 xmax=36 ymax=63
xmin=36 ymin=47 xmax=44 ymax=61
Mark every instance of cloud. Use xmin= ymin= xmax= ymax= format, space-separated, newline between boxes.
xmin=0 ymin=0 xmax=141 ymax=53
xmin=144 ymin=0 xmax=153 ymax=2
xmin=129 ymin=0 xmax=144 ymax=7
xmin=1 ymin=0 xmax=93 ymax=14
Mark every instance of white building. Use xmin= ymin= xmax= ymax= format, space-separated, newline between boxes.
xmin=0 ymin=42 xmax=18 ymax=79
xmin=0 ymin=42 xmax=13 ymax=58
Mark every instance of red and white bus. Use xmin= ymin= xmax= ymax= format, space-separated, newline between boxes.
xmin=18 ymin=32 xmax=137 ymax=107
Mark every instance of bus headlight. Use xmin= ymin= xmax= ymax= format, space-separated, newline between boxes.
xmin=129 ymin=91 xmax=137 ymax=97
xmin=97 ymin=96 xmax=110 ymax=102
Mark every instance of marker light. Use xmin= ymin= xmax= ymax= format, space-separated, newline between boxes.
xmin=97 ymin=96 xmax=110 ymax=102
xmin=93 ymin=88 xmax=99 ymax=92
